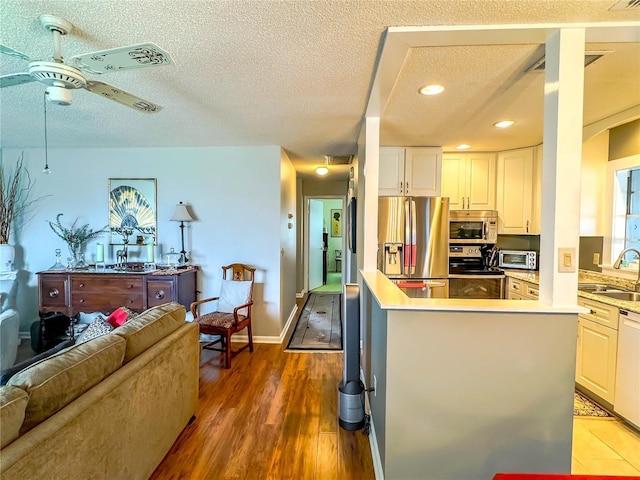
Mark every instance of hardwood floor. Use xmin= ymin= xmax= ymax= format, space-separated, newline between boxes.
xmin=150 ymin=329 xmax=374 ymax=479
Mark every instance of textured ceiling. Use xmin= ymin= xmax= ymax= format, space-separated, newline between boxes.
xmin=0 ymin=0 xmax=639 ymax=180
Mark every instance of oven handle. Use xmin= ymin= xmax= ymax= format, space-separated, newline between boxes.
xmin=483 ymin=221 xmax=487 ymax=240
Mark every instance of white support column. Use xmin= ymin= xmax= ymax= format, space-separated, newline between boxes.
xmin=539 ymin=28 xmax=585 ymax=306
xmin=362 ymin=117 xmax=380 ymax=272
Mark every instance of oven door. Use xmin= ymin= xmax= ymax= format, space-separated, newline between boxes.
xmin=448 ymin=275 xmax=504 ymax=299
xmin=393 ymin=279 xmax=449 ymax=299
xmin=449 ymin=220 xmax=487 ymax=244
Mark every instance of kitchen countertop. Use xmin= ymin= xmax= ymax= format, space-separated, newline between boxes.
xmin=362 ymin=270 xmax=581 ymax=313
xmin=503 ymin=269 xmax=640 ymax=314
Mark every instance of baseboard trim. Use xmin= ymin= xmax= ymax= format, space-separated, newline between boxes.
xmin=296 ymin=288 xmax=307 ymax=299
xmin=231 ymin=303 xmax=299 ymax=345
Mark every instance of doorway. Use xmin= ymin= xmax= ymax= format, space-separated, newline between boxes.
xmin=304 ymin=196 xmax=345 ymax=294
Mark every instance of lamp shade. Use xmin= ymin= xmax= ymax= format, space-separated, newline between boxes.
xmin=170 ymin=202 xmax=194 ymax=222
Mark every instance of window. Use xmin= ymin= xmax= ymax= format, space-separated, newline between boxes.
xmin=611 ymin=165 xmax=640 ymax=266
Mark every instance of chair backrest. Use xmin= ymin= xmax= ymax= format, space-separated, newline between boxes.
xmin=335 ymin=250 xmax=342 ymax=259
xmin=222 ymin=263 xmax=256 ymax=300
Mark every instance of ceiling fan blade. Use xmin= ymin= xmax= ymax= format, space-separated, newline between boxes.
xmin=70 ymin=43 xmax=174 ymax=74
xmin=85 ymin=80 xmax=162 ymax=113
xmin=0 ymin=73 xmax=36 ymax=88
xmin=0 ymin=44 xmax=30 ymax=61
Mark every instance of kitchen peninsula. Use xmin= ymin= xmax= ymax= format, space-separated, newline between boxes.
xmin=360 ymin=270 xmax=582 ymax=480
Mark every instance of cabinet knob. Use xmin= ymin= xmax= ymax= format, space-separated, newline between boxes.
xmin=128 ymin=284 xmax=134 ymax=289
xmin=79 ymin=283 xmax=85 ymax=288
xmin=590 ymin=309 xmax=596 ymax=315
xmin=155 ymin=290 xmax=165 ymax=300
xmin=79 ymin=299 xmax=85 ymax=303
xmin=467 ymin=197 xmax=470 ymax=209
xmin=49 ymin=288 xmax=59 ymax=298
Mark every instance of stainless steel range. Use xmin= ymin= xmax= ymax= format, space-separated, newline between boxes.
xmin=448 ymin=245 xmax=505 ymax=299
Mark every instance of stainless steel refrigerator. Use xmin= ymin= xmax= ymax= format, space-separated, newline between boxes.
xmin=377 ymin=196 xmax=449 ymax=298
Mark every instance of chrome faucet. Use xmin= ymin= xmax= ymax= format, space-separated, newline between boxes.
xmin=613 ymin=248 xmax=640 ymax=291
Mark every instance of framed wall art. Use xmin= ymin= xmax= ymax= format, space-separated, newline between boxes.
xmin=330 ymin=208 xmax=342 ymax=237
xmin=108 ymin=178 xmax=157 ymax=245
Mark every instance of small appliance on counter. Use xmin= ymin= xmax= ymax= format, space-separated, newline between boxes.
xmin=498 ymin=249 xmax=538 ymax=270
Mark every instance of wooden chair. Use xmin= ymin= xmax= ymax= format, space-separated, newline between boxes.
xmin=190 ymin=263 xmax=255 ymax=368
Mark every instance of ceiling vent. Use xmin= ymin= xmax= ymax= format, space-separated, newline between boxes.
xmin=326 ymin=155 xmax=354 ymax=165
xmin=609 ymin=0 xmax=640 ymax=10
xmin=526 ymin=51 xmax=611 ymax=73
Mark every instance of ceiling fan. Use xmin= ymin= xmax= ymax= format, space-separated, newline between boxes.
xmin=0 ymin=14 xmax=174 ymax=113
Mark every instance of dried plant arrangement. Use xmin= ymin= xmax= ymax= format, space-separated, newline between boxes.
xmin=47 ymin=213 xmax=108 ymax=259
xmin=0 ymin=152 xmax=41 ymax=244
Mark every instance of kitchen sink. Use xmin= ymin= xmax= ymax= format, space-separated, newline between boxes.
xmin=578 ymin=283 xmax=628 ymax=293
xmin=594 ymin=291 xmax=640 ymax=302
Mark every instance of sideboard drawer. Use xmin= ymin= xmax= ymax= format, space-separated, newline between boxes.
xmin=71 ymin=276 xmax=144 ymax=311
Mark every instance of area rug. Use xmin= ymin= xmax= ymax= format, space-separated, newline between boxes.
xmin=286 ymin=293 xmax=342 ymax=350
xmin=573 ymin=391 xmax=613 ymax=417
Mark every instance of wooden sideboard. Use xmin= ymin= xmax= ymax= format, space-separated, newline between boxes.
xmin=37 ymin=267 xmax=198 ymax=317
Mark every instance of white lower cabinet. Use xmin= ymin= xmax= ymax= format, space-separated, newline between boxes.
xmin=506 ymin=277 xmax=538 ymax=300
xmin=575 ymin=297 xmax=619 ymax=404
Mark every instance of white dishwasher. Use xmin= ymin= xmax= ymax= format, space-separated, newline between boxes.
xmin=614 ymin=309 xmax=640 ymax=429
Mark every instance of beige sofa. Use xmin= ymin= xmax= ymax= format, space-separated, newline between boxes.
xmin=0 ymin=302 xmax=199 ymax=480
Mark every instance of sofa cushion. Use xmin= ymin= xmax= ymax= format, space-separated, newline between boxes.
xmin=0 ymin=339 xmax=75 ymax=386
xmin=112 ymin=302 xmax=186 ymax=363
xmin=7 ymin=335 xmax=125 ymax=433
xmin=0 ymin=385 xmax=28 ymax=448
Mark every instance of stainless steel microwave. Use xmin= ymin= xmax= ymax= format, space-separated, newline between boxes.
xmin=449 ymin=210 xmax=498 ymax=245
xmin=498 ymin=250 xmax=538 ymax=270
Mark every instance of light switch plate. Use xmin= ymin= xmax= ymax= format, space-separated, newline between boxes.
xmin=558 ymin=247 xmax=576 ymax=273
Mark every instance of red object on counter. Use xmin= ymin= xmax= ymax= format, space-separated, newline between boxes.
xmin=493 ymin=474 xmax=636 ymax=480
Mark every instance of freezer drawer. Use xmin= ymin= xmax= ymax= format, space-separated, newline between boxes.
xmin=392 ymin=279 xmax=449 ymax=298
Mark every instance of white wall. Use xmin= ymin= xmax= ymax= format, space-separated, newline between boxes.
xmin=580 ymin=130 xmax=608 ymax=236
xmin=280 ymin=149 xmax=297 ymax=329
xmin=2 ymin=146 xmax=295 ymax=338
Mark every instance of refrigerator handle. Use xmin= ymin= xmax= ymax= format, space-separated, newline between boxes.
xmin=404 ymin=199 xmax=412 ymax=271
xmin=410 ymin=199 xmax=417 ymax=269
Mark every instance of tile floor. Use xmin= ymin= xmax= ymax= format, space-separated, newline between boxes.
xmin=573 ymin=416 xmax=640 ymax=475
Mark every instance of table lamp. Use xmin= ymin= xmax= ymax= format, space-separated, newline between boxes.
xmin=170 ymin=202 xmax=194 ymax=264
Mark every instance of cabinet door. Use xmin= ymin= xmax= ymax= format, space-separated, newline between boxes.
xmin=379 ymin=147 xmax=405 ymax=196
xmin=466 ymin=153 xmax=496 ymax=210
xmin=147 ymin=279 xmax=176 ymax=308
xmin=576 ymin=317 xmax=618 ymax=404
xmin=496 ymin=148 xmax=534 ymax=234
xmin=442 ymin=154 xmax=466 ymax=209
xmin=405 ymin=147 xmax=441 ymax=197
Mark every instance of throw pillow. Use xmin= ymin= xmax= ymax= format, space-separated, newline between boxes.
xmin=105 ymin=306 xmax=138 ymax=328
xmin=75 ymin=316 xmax=113 ymax=344
xmin=218 ymin=279 xmax=252 ymax=315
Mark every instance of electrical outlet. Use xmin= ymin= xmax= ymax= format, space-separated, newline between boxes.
xmin=373 ymin=375 xmax=377 ymax=397
xmin=593 ymin=253 xmax=600 ymax=265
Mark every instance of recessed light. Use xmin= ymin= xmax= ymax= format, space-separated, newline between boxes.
xmin=456 ymin=144 xmax=471 ymax=150
xmin=419 ymin=84 xmax=444 ymax=96
xmin=494 ymin=120 xmax=515 ymax=128
xmin=315 ymin=166 xmax=329 ymax=176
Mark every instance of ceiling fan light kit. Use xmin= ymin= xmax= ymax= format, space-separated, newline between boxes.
xmin=0 ymin=13 xmax=173 ymax=113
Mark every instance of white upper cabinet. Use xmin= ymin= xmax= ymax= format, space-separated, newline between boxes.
xmin=442 ymin=153 xmax=496 ymax=210
xmin=379 ymin=147 xmax=442 ymax=197
xmin=496 ymin=147 xmax=537 ymax=234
